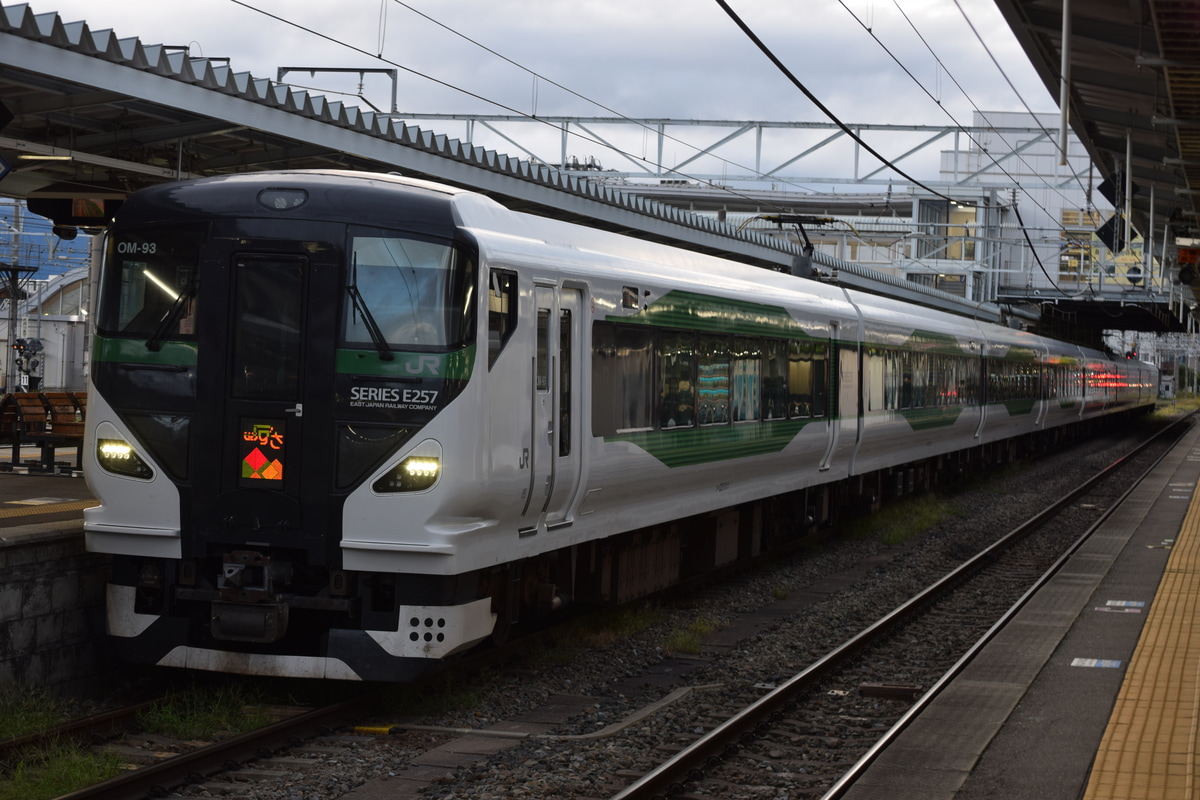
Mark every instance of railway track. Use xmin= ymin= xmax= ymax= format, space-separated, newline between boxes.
xmin=9 ymin=418 xmax=1186 ymax=800
xmin=606 ymin=415 xmax=1192 ymax=799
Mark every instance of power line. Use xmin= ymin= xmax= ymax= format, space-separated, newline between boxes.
xmin=228 ymin=0 xmax=868 ymax=224
xmin=835 ymin=0 xmax=1121 ymax=296
xmin=387 ymin=0 xmax=831 ymax=198
xmin=712 ymin=0 xmax=953 ymax=203
xmin=839 ymin=2 xmax=1083 ymax=236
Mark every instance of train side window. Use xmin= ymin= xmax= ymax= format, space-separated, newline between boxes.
xmin=789 ymin=341 xmax=829 ymax=417
xmin=559 ymin=309 xmax=571 ymax=457
xmin=955 ymin=356 xmax=972 ymax=405
xmin=934 ymin=356 xmax=948 ymax=405
xmin=763 ymin=340 xmax=788 ymax=420
xmin=914 ymin=352 xmax=933 ymax=408
xmin=883 ymin=349 xmax=899 ymax=410
xmin=659 ymin=331 xmax=695 ymax=429
xmin=941 ymin=356 xmax=962 ymax=405
xmin=731 ymin=338 xmax=761 ymax=422
xmin=535 ymin=308 xmax=550 ymax=392
xmin=991 ymin=360 xmax=1004 ymax=402
xmin=488 ymin=270 xmax=517 ymax=368
xmin=591 ymin=322 xmax=654 ymax=435
xmin=898 ymin=350 xmax=914 ymax=409
xmin=811 ymin=342 xmax=829 ymax=417
xmin=698 ymin=335 xmax=730 ymax=426
xmin=963 ymin=356 xmax=980 ymax=404
xmin=865 ymin=348 xmax=886 ymax=412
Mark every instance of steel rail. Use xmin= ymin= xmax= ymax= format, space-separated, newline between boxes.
xmin=819 ymin=413 xmax=1195 ymax=799
xmin=52 ymin=689 xmax=385 ymax=800
xmin=610 ymin=414 xmax=1193 ymax=800
xmin=0 ymin=699 xmax=160 ymax=767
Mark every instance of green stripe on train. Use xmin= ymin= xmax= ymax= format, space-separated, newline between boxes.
xmin=1001 ymin=399 xmax=1037 ymax=415
xmin=609 ymin=290 xmax=819 ymax=339
xmin=613 ymin=290 xmax=1004 ymax=363
xmin=93 ymin=335 xmax=197 ymax=365
xmin=92 ymin=336 xmax=475 ymax=381
xmin=607 ymin=419 xmax=819 ymax=467
xmin=335 ymin=346 xmax=475 ymax=380
xmin=899 ymin=406 xmax=967 ymax=429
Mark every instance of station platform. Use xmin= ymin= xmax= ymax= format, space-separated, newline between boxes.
xmin=843 ymin=419 xmax=1200 ymax=800
xmin=0 ymin=455 xmax=94 ymax=535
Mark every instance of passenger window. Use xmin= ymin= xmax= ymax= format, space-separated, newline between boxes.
xmin=898 ymin=350 xmax=914 ymax=409
xmin=788 ymin=341 xmax=815 ymax=417
xmin=816 ymin=344 xmax=830 ymax=416
xmin=865 ymin=348 xmax=886 ymax=411
xmin=535 ymin=308 xmax=550 ymax=392
xmin=659 ymin=332 xmax=695 ymax=429
xmin=698 ymin=335 xmax=730 ymax=426
xmin=591 ymin=322 xmax=654 ymax=435
xmin=488 ymin=270 xmax=517 ymax=368
xmin=731 ymin=338 xmax=761 ymax=422
xmin=559 ymin=309 xmax=571 ymax=457
xmin=763 ymin=340 xmax=788 ymax=420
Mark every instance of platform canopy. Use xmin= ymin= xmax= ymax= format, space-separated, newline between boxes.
xmin=995 ymin=0 xmax=1200 ymax=311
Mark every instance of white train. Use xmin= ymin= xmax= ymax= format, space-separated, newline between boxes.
xmin=83 ymin=171 xmax=1157 ymax=680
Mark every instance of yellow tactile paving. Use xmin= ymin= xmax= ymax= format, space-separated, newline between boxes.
xmin=0 ymin=498 xmax=96 ymax=518
xmin=1083 ymin=481 xmax=1200 ymax=800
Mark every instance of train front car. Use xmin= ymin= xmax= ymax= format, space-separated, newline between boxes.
xmin=84 ymin=171 xmax=489 ymax=680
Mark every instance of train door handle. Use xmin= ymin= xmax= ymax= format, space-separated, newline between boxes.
xmin=285 ymin=403 xmax=303 ymax=417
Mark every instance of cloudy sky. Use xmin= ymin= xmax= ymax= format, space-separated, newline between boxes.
xmin=23 ymin=0 xmax=1057 ymax=184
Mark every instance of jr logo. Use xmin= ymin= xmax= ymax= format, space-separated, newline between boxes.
xmin=406 ymin=355 xmax=441 ymax=376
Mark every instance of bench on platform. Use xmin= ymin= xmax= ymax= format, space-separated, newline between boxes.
xmin=0 ymin=391 xmax=87 ymax=472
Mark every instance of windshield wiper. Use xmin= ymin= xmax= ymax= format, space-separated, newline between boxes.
xmin=348 ymin=257 xmax=395 ymax=362
xmin=145 ymin=283 xmax=195 ymax=352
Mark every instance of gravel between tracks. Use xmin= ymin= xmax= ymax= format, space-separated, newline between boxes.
xmin=173 ymin=423 xmax=1165 ymax=800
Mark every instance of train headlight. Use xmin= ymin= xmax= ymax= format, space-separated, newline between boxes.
xmin=97 ymin=438 xmax=154 ymax=480
xmin=373 ymin=455 xmax=440 ymax=493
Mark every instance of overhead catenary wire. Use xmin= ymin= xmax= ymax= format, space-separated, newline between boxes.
xmin=712 ymin=0 xmax=954 ymax=204
xmin=229 ymin=0 xmax=1095 ymax=286
xmin=840 ymin=1 xmax=1090 ymax=260
xmin=849 ymin=0 xmax=1089 ymax=208
xmin=386 ymin=0 xmax=832 ymax=201
xmin=228 ymin=0 xmax=892 ymax=230
xmin=836 ymin=0 xmax=1118 ymax=292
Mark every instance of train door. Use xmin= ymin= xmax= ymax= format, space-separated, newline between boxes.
xmin=521 ymin=285 xmax=583 ymax=531
xmin=190 ymin=252 xmax=338 ymax=562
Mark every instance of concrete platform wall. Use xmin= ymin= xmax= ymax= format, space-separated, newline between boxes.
xmin=0 ymin=526 xmax=115 ymax=694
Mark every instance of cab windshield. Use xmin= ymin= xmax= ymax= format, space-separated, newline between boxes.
xmin=343 ymin=232 xmax=476 ymax=351
xmin=100 ymin=224 xmax=206 ymax=339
